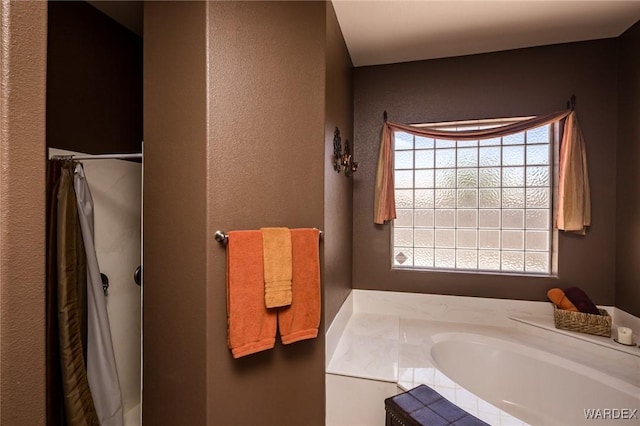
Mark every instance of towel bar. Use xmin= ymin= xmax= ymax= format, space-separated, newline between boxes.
xmin=215 ymin=229 xmax=323 ymax=245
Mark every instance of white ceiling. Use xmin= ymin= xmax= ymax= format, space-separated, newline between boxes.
xmin=88 ymin=1 xmax=640 ymax=67
xmin=331 ymin=0 xmax=640 ymax=66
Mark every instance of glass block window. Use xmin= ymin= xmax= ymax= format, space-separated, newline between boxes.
xmin=392 ymin=120 xmax=555 ymax=275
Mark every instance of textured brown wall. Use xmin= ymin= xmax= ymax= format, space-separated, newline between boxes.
xmin=47 ymin=1 xmax=142 ymax=155
xmin=0 ymin=1 xmax=47 ymax=424
xmin=324 ymin=2 xmax=354 ymax=330
xmin=206 ymin=2 xmax=326 ymax=424
xmin=353 ymin=40 xmax=619 ymax=304
xmin=143 ymin=2 xmax=208 ymax=424
xmin=616 ymin=21 xmax=640 ymax=317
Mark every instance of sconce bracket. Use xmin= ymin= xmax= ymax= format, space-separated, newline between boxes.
xmin=332 ymin=126 xmax=358 ymax=177
xmin=333 ymin=127 xmax=342 ymax=173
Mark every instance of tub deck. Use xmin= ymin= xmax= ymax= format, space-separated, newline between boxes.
xmin=328 ymin=312 xmax=531 ymax=425
xmin=326 ymin=290 xmax=640 ymax=426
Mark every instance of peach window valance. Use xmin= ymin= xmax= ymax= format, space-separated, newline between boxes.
xmin=374 ymin=109 xmax=591 ymax=234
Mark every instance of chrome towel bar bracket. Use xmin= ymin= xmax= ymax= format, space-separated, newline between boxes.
xmin=214 ymin=230 xmax=229 ymax=245
xmin=215 ymin=229 xmax=323 ymax=245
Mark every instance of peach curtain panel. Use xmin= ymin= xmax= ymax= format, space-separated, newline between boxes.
xmin=374 ymin=109 xmax=591 ymax=234
xmin=556 ymin=112 xmax=591 ymax=234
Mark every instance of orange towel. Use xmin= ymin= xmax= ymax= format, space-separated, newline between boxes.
xmin=278 ymin=228 xmax=321 ymax=344
xmin=261 ymin=227 xmax=293 ymax=308
xmin=546 ymin=288 xmax=578 ymax=312
xmin=226 ymin=230 xmax=277 ymax=358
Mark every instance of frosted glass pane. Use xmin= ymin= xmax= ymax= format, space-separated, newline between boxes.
xmin=435 ymin=189 xmax=455 ymax=208
xmin=395 ymin=150 xmax=413 ymax=170
xmin=479 ymin=137 xmax=501 ymax=146
xmin=479 ymin=210 xmax=500 ymax=228
xmin=502 ymin=230 xmax=524 ymax=250
xmin=395 ymin=189 xmax=413 ymax=208
xmin=503 ymin=146 xmax=524 ymax=166
xmin=394 ymin=132 xmax=413 ymax=150
xmin=457 ymin=250 xmax=477 ymax=269
xmin=479 ymin=168 xmax=501 ymax=187
xmin=502 ymin=209 xmax=524 ymax=229
xmin=502 ymin=188 xmax=525 ymax=208
xmin=457 ymin=169 xmax=478 ymax=188
xmin=479 ymin=189 xmax=500 ymax=208
xmin=526 ymin=231 xmax=549 ymax=251
xmin=457 ymin=189 xmax=477 ymax=208
xmin=457 ymin=148 xmax=478 ymax=167
xmin=457 ymin=230 xmax=477 ymax=249
xmin=478 ymin=250 xmax=501 ymax=270
xmin=415 ymin=136 xmax=434 ymax=149
xmin=526 ymin=125 xmax=550 ymax=144
xmin=526 ymin=209 xmax=549 ymax=229
xmin=526 ymin=144 xmax=549 ymax=165
xmin=415 ymin=150 xmax=434 ymax=168
xmin=436 ymin=149 xmax=456 ymax=167
xmin=526 ymin=252 xmax=549 ymax=273
xmin=457 ymin=210 xmax=477 ymax=228
xmin=457 ymin=140 xmax=477 ymax=147
xmin=415 ymin=209 xmax=434 ymax=227
xmin=526 ymin=166 xmax=550 ymax=187
xmin=435 ymin=139 xmax=455 ymax=148
xmin=479 ymin=230 xmax=500 ymax=249
xmin=415 ymin=229 xmax=434 ymax=247
xmin=394 ymin=228 xmax=413 ymax=246
xmin=435 ymin=249 xmax=455 ymax=268
xmin=479 ymin=147 xmax=501 ymax=167
xmin=435 ymin=229 xmax=455 ymax=248
xmin=503 ymin=132 xmax=524 ymax=145
xmin=435 ymin=209 xmax=455 ymax=228
xmin=415 ymin=170 xmax=434 ymax=188
xmin=393 ymin=247 xmax=413 ymax=267
xmin=502 ymin=167 xmax=525 ymax=187
xmin=415 ymin=189 xmax=434 ymax=208
xmin=414 ymin=248 xmax=434 ymax=267
xmin=502 ymin=251 xmax=524 ymax=272
xmin=435 ymin=169 xmax=455 ymax=188
xmin=395 ymin=170 xmax=413 ymax=188
xmin=395 ymin=209 xmax=413 ymax=227
xmin=526 ymin=188 xmax=550 ymax=208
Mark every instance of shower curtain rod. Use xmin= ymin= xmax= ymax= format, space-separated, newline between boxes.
xmin=51 ymin=153 xmax=142 ymax=161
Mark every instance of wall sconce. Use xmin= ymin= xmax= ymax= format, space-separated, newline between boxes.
xmin=333 ymin=127 xmax=358 ymax=177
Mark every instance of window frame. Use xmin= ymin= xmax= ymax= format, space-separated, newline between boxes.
xmin=390 ymin=116 xmax=559 ymax=277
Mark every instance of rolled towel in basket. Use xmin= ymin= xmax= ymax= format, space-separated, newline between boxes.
xmin=546 ymin=288 xmax=578 ymax=311
xmin=564 ymin=286 xmax=600 ymax=315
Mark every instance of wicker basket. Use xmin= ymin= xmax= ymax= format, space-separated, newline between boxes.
xmin=553 ymin=305 xmax=611 ymax=337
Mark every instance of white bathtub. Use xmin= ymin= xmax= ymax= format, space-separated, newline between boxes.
xmin=327 ymin=291 xmax=640 ymax=426
xmin=431 ymin=333 xmax=640 ymax=426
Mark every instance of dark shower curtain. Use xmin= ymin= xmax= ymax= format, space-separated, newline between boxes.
xmin=46 ymin=159 xmax=99 ymax=426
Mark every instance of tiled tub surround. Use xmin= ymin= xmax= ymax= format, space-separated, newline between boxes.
xmin=326 ymin=290 xmax=640 ymax=426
